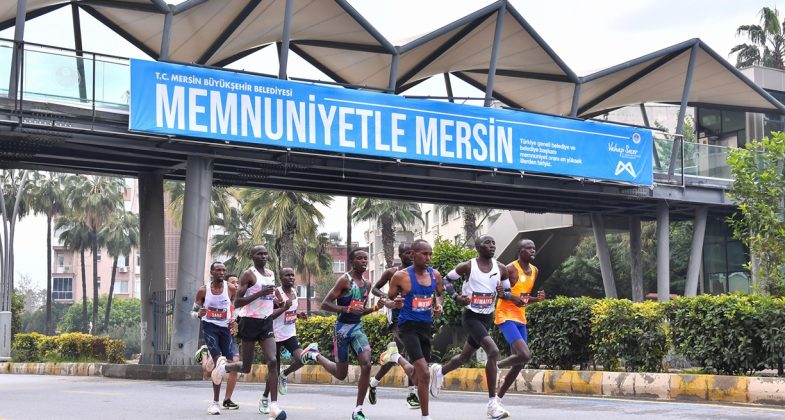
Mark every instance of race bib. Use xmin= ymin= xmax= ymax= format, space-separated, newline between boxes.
xmin=349 ymin=299 xmax=365 ymax=309
xmin=470 ymin=292 xmax=494 ymax=309
xmin=411 ymin=294 xmax=433 ymax=312
xmin=206 ymin=308 xmax=227 ymax=320
xmin=284 ymin=311 xmax=297 ymax=325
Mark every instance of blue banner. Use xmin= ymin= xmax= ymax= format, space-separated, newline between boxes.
xmin=129 ymin=59 xmax=653 ymax=186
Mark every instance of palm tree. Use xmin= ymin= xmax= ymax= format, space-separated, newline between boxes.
xmin=294 ymin=232 xmax=333 ymax=314
xmin=240 ymin=189 xmax=332 ymax=272
xmin=731 ymin=7 xmax=785 ymax=69
xmin=434 ymin=204 xmax=493 ymax=248
xmin=164 ymin=181 xmax=234 ymax=227
xmin=0 ymin=170 xmax=32 ymax=317
xmin=28 ymin=172 xmax=66 ymax=335
xmin=352 ymin=198 xmax=422 ymax=267
xmin=55 ymin=213 xmax=90 ymax=332
xmin=99 ymin=211 xmax=139 ymax=333
xmin=68 ymin=175 xmax=123 ymax=334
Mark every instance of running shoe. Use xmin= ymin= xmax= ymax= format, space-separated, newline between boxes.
xmin=194 ymin=344 xmax=208 ymax=363
xmin=405 ymin=392 xmax=420 ymax=409
xmin=429 ymin=363 xmax=443 ymax=398
xmin=211 ymin=356 xmax=227 ymax=385
xmin=278 ymin=374 xmax=288 ymax=395
xmin=207 ymin=401 xmax=220 ymax=415
xmin=487 ymin=399 xmax=510 ymax=419
xmin=300 ymin=342 xmax=320 ymax=364
xmin=379 ymin=342 xmax=399 ymax=365
xmin=259 ymin=397 xmax=269 ymax=414
xmin=222 ymin=399 xmax=239 ymax=410
xmin=351 ymin=410 xmax=369 ymax=420
xmin=269 ymin=402 xmax=287 ymax=420
xmin=367 ymin=385 xmax=377 ymax=405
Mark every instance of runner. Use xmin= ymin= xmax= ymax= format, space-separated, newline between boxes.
xmin=429 ymin=235 xmax=510 ymax=420
xmin=190 ymin=262 xmax=238 ymax=415
xmin=369 ymin=242 xmax=419 ymax=408
xmin=387 ymin=239 xmax=444 ymax=420
xmin=261 ymin=267 xmax=310 ymax=406
xmin=299 ymin=248 xmax=389 ymax=420
xmin=211 ymin=245 xmax=287 ymax=420
xmin=495 ymin=239 xmax=546 ymax=411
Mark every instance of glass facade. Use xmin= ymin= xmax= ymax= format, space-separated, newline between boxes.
xmin=703 ymin=216 xmax=750 ymax=294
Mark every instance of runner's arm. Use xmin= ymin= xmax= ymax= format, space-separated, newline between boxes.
xmin=191 ymin=287 xmax=207 ymax=319
xmin=320 ymin=275 xmax=351 ymax=314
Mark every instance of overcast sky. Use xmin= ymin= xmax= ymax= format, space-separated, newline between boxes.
xmin=4 ymin=0 xmax=781 ymax=288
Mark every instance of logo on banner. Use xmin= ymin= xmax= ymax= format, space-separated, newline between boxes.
xmin=615 ymin=161 xmax=636 ymax=177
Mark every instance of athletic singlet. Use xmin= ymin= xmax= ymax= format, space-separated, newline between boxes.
xmin=398 ymin=266 xmax=436 ymax=325
xmin=495 ymin=261 xmax=537 ymax=325
xmin=386 ymin=265 xmax=410 ymax=326
xmin=461 ymin=258 xmax=500 ymax=315
xmin=273 ymin=286 xmax=299 ymax=342
xmin=336 ymin=272 xmax=368 ymax=324
xmin=237 ymin=266 xmax=276 ymax=319
xmin=203 ymin=281 xmax=231 ymax=328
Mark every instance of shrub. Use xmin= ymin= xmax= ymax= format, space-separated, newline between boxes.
xmin=591 ymin=299 xmax=668 ymax=372
xmin=10 ymin=332 xmax=125 ymax=364
xmin=430 ymin=238 xmax=477 ymax=331
xmin=293 ymin=314 xmax=392 ymax=364
xmin=11 ymin=332 xmax=44 ymax=362
xmin=527 ymin=296 xmax=594 ymax=370
xmin=756 ymin=297 xmax=785 ymax=375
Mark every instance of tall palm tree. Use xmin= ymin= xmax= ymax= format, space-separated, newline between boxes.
xmin=68 ymin=175 xmax=123 ymax=334
xmin=434 ymin=204 xmax=493 ymax=248
xmin=28 ymin=172 xmax=66 ymax=335
xmin=240 ymin=189 xmax=332 ymax=272
xmin=164 ymin=181 xmax=234 ymax=227
xmin=55 ymin=213 xmax=90 ymax=332
xmin=352 ymin=198 xmax=422 ymax=267
xmin=731 ymin=7 xmax=785 ymax=69
xmin=99 ymin=210 xmax=139 ymax=333
xmin=0 ymin=170 xmax=32 ymax=313
xmin=294 ymin=232 xmax=333 ymax=314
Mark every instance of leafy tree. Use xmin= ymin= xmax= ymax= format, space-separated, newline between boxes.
xmin=434 ymin=205 xmax=493 ymax=247
xmin=430 ymin=237 xmax=476 ymax=330
xmin=730 ymin=7 xmax=785 ymax=69
xmin=352 ymin=198 xmax=422 ymax=267
xmin=23 ymin=302 xmax=69 ymax=334
xmin=164 ymin=181 xmax=234 ymax=227
xmin=11 ymin=288 xmax=23 ymax=338
xmin=55 ymin=207 xmax=91 ymax=332
xmin=59 ymin=297 xmax=142 ymax=357
xmin=99 ymin=211 xmax=139 ymax=333
xmin=726 ymin=132 xmax=785 ymax=295
xmin=294 ymin=232 xmax=333 ymax=314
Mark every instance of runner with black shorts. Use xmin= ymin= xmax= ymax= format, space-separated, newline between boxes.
xmin=429 ymin=235 xmax=510 ymax=420
xmin=369 ymin=242 xmax=418 ymax=408
xmin=387 ymin=239 xmax=444 ymax=420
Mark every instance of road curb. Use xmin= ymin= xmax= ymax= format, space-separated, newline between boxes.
xmin=2 ymin=362 xmax=784 ymax=405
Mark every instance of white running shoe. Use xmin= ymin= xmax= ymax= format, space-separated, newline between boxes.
xmin=211 ymin=356 xmax=226 ymax=385
xmin=487 ymin=399 xmax=510 ymax=419
xmin=259 ymin=397 xmax=269 ymax=414
xmin=278 ymin=374 xmax=288 ymax=395
xmin=379 ymin=341 xmax=399 ymax=365
xmin=207 ymin=401 xmax=221 ymax=415
xmin=429 ymin=363 xmax=443 ymax=398
xmin=269 ymin=402 xmax=287 ymax=420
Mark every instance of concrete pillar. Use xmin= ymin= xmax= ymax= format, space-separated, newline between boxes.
xmin=168 ymin=156 xmax=213 ymax=365
xmin=629 ymin=215 xmax=644 ymax=302
xmin=138 ymin=172 xmax=167 ymax=364
xmin=684 ymin=207 xmax=708 ymax=297
xmin=0 ymin=311 xmax=10 ymax=360
xmin=656 ymin=202 xmax=670 ymax=301
xmin=591 ymin=213 xmax=617 ymax=298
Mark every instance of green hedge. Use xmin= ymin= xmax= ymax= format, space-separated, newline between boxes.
xmin=12 ymin=332 xmax=124 ymax=364
xmin=591 ymin=299 xmax=668 ymax=372
xmin=527 ymin=296 xmax=594 ymax=370
xmin=295 ymin=314 xmax=391 ymax=364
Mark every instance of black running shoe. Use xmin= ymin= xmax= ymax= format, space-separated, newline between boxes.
xmin=222 ymin=399 xmax=239 ymax=410
xmin=405 ymin=392 xmax=420 ymax=409
xmin=368 ymin=385 xmax=377 ymax=405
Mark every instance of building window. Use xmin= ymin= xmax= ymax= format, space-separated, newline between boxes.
xmin=369 ymin=243 xmax=374 ymax=255
xmin=97 ymin=276 xmax=101 ymax=289
xmin=96 ymin=254 xmax=102 ymax=262
xmin=114 ymin=280 xmax=129 ymax=295
xmin=56 ymin=252 xmax=65 ymax=267
xmin=136 ymin=255 xmax=141 ymax=267
xmin=425 ymin=211 xmax=430 ymax=232
xmin=332 ymin=260 xmax=345 ymax=273
xmin=441 ymin=210 xmax=450 ymax=225
xmin=52 ymin=277 xmax=73 ymax=301
xmin=296 ymin=285 xmax=315 ymax=298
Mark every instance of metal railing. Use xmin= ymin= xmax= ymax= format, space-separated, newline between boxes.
xmin=151 ymin=289 xmax=175 ymax=365
xmin=653 ymin=133 xmax=732 ymax=182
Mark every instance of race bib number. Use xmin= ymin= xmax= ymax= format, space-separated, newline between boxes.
xmin=411 ymin=294 xmax=433 ymax=312
xmin=470 ymin=292 xmax=494 ymax=310
xmin=284 ymin=311 xmax=297 ymax=325
xmin=349 ymin=299 xmax=365 ymax=309
xmin=206 ymin=308 xmax=227 ymax=320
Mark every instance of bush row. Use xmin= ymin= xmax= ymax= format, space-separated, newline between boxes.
xmin=12 ymin=332 xmax=125 ymax=364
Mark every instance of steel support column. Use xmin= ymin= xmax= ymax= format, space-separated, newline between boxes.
xmin=8 ymin=0 xmax=27 ymax=99
xmin=656 ymin=201 xmax=670 ymax=301
xmin=591 ymin=213 xmax=617 ymax=298
xmin=138 ymin=172 xmax=167 ymax=364
xmin=71 ymin=4 xmax=87 ymax=102
xmin=444 ymin=73 xmax=455 ymax=103
xmin=684 ymin=207 xmax=708 ymax=297
xmin=484 ymin=6 xmax=505 ymax=107
xmin=167 ymin=156 xmax=213 ymax=365
xmin=387 ymin=52 xmax=399 ymax=93
xmin=278 ymin=0 xmax=294 ymax=80
xmin=160 ymin=9 xmax=173 ymax=60
xmin=629 ymin=215 xmax=643 ymax=302
xmin=668 ymin=43 xmax=699 ymax=177
xmin=570 ymin=83 xmax=581 ymax=117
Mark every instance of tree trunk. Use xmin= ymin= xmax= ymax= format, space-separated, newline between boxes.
xmin=280 ymin=222 xmax=296 ymax=272
xmin=305 ymin=268 xmax=311 ymax=315
xmin=80 ymin=249 xmax=88 ymax=333
xmin=91 ymin=228 xmax=99 ymax=334
xmin=104 ymin=256 xmax=118 ymax=333
xmin=463 ymin=210 xmax=477 ymax=248
xmin=381 ymin=214 xmax=395 ymax=268
xmin=45 ymin=215 xmax=52 ymax=335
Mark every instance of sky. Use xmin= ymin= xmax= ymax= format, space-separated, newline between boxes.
xmin=3 ymin=0 xmax=781 ymax=288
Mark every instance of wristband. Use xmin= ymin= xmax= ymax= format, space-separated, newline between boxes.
xmin=191 ymin=303 xmax=202 ymax=319
xmin=503 ymin=291 xmax=512 ymax=300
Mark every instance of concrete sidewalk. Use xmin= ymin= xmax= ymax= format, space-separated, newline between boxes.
xmin=2 ymin=361 xmax=784 ymax=406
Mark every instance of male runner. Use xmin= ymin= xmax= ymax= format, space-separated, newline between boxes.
xmin=387 ymin=239 xmax=444 ymax=420
xmin=429 ymin=235 xmax=510 ymax=420
xmin=495 ymin=239 xmax=546 ymax=413
xmin=369 ymin=242 xmax=419 ymax=408
xmin=211 ymin=245 xmax=287 ymax=420
xmin=190 ymin=262 xmax=238 ymax=415
xmin=299 ymin=248 xmax=390 ymax=420
xmin=260 ymin=267 xmax=310 ymax=410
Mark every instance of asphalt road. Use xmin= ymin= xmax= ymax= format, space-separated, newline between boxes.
xmin=1 ymin=375 xmax=784 ymax=420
